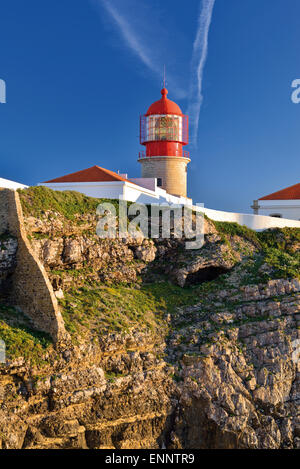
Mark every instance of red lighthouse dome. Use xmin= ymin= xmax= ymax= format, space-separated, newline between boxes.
xmin=140 ymin=88 xmax=189 ymax=158
xmin=146 ymin=88 xmax=183 ymax=116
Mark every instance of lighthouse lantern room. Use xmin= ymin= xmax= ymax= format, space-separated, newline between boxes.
xmin=139 ymin=88 xmax=190 ymax=198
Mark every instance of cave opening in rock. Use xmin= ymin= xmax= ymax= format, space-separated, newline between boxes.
xmin=185 ymin=266 xmax=229 ymax=286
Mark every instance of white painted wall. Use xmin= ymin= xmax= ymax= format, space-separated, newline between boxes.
xmin=129 ymin=177 xmax=157 ymax=191
xmin=0 ymin=177 xmax=28 ymax=190
xmin=256 ymin=200 xmax=300 ymax=221
xmin=40 ymin=181 xmax=125 ymax=200
xmin=123 ymin=182 xmax=191 ymax=205
xmin=196 ymin=205 xmax=300 ymax=230
xmin=40 ymin=181 xmax=300 ymax=230
xmin=41 ymin=180 xmax=193 ymax=207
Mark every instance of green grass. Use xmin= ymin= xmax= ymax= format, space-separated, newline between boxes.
xmin=0 ymin=304 xmax=52 ymax=365
xmin=18 ymin=186 xmax=121 ymax=221
xmin=58 ymin=270 xmax=244 ymax=340
xmin=213 ymin=221 xmax=261 ymax=248
xmin=59 ymin=281 xmax=200 ymax=339
xmin=105 ymin=371 xmax=126 ymax=382
xmin=236 ymin=255 xmax=271 ymax=286
xmin=212 ymin=222 xmax=300 ymax=281
xmin=258 ymin=227 xmax=300 ymax=251
xmin=263 ymin=247 xmax=300 ymax=279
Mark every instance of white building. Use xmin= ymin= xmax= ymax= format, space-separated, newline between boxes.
xmin=39 ymin=165 xmax=300 ymax=231
xmin=252 ymin=183 xmax=300 ymax=221
xmin=40 ymin=165 xmax=193 ymax=206
xmin=0 ymin=177 xmax=28 ymax=190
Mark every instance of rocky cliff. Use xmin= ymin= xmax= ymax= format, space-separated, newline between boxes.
xmin=0 ymin=187 xmax=299 ymax=449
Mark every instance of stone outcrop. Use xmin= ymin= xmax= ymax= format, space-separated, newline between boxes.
xmin=166 ymin=279 xmax=300 ymax=449
xmin=21 ymin=210 xmax=161 ymax=290
xmin=0 ymin=274 xmax=299 ymax=449
xmin=0 ymin=187 xmax=299 ymax=449
xmin=171 ymin=238 xmax=236 ymax=287
xmin=159 ymin=233 xmax=257 ymax=287
xmin=0 ymin=329 xmax=175 ymax=449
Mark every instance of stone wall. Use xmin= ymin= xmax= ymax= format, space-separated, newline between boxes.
xmin=0 ymin=189 xmax=68 ymax=343
xmin=139 ymin=156 xmax=190 ymax=197
xmin=0 ymin=237 xmax=17 ymax=287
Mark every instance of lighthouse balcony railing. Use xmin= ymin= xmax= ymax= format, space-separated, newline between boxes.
xmin=138 ymin=150 xmax=190 ymax=159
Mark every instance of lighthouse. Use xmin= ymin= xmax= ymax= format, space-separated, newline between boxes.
xmin=139 ymin=87 xmax=190 ymax=198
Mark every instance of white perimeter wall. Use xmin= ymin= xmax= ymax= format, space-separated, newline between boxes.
xmin=39 ymin=181 xmax=300 ymax=231
xmin=196 ymin=206 xmax=300 ymax=231
xmin=39 ymin=180 xmax=189 ymax=206
xmin=40 ymin=182 xmax=125 ymax=200
xmin=0 ymin=178 xmax=28 ymax=190
xmin=124 ymin=184 xmax=193 ymax=205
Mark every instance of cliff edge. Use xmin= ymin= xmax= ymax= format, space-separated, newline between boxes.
xmin=0 ymin=186 xmax=299 ymax=449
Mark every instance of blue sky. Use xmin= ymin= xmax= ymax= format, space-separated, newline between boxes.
xmin=0 ymin=0 xmax=299 ymax=213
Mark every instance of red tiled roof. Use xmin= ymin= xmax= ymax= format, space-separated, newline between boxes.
xmin=44 ymin=165 xmax=132 ymax=184
xmin=259 ymin=182 xmax=300 ymax=200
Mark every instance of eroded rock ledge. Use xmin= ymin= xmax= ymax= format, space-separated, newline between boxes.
xmin=0 ymin=187 xmax=299 ymax=449
xmin=0 ymin=274 xmax=299 ymax=449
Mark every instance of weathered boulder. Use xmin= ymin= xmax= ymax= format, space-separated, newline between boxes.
xmin=134 ymin=240 xmax=157 ymax=262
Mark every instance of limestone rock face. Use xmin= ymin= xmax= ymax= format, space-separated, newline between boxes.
xmin=171 ymin=241 xmax=235 ymax=288
xmin=165 ymin=234 xmax=257 ymax=287
xmin=134 ymin=241 xmax=157 ymax=262
xmin=0 ymin=329 xmax=176 ymax=449
xmin=0 ymin=275 xmax=299 ymax=449
xmin=21 ymin=210 xmax=247 ymax=290
xmin=0 ymin=204 xmax=299 ymax=449
xmin=24 ymin=212 xmax=153 ymax=286
xmin=166 ymin=277 xmax=300 ymax=449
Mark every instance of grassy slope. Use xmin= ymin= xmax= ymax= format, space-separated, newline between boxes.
xmin=213 ymin=220 xmax=300 ymax=280
xmin=18 ymin=186 xmax=120 ymax=221
xmin=59 ymin=280 xmax=200 ymax=339
xmin=0 ymin=305 xmax=52 ymax=364
xmin=0 ymin=187 xmax=298 ymax=360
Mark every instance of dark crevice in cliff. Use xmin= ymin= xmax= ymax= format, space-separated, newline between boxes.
xmin=184 ymin=266 xmax=229 ymax=286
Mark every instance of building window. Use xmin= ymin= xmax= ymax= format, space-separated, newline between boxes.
xmin=270 ymin=213 xmax=282 ymax=218
xmin=157 ymin=178 xmax=162 ymax=187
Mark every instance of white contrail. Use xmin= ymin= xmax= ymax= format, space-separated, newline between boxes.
xmin=97 ymin=0 xmax=157 ymax=73
xmin=188 ymin=0 xmax=216 ymax=147
xmin=92 ymin=0 xmax=186 ymax=99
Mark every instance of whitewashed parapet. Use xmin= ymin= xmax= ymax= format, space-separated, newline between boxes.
xmin=195 ymin=206 xmax=300 ymax=231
